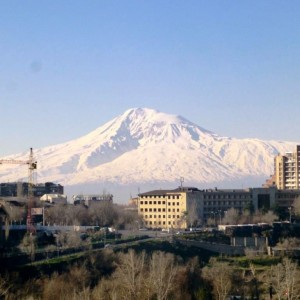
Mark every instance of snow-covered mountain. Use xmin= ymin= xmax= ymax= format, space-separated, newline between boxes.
xmin=0 ymin=108 xmax=298 ymax=195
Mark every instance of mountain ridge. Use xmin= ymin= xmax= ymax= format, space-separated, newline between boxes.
xmin=0 ymin=108 xmax=297 ymax=194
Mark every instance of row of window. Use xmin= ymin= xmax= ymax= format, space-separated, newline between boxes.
xmin=140 ymin=201 xmax=181 ymax=206
xmin=204 ymin=200 xmax=246 ymax=206
xmin=140 ymin=195 xmax=180 ymax=199
xmin=140 ymin=208 xmax=180 ymax=213
xmin=203 ymin=207 xmax=243 ymax=212
xmin=145 ymin=221 xmax=178 ymax=226
xmin=204 ymin=194 xmax=249 ymax=200
xmin=144 ymin=215 xmax=181 ymax=219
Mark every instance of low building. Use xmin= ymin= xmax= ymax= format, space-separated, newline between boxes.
xmin=40 ymin=194 xmax=67 ymax=205
xmin=73 ymin=194 xmax=113 ymax=206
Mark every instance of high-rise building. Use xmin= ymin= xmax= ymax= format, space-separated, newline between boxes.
xmin=275 ymin=145 xmax=300 ymax=189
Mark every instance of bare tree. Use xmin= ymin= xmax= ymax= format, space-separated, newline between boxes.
xmin=222 ymin=208 xmax=240 ymax=225
xmin=147 ymin=251 xmax=178 ymax=300
xmin=252 ymin=210 xmax=277 ymax=224
xmin=268 ymin=257 xmax=300 ymax=300
xmin=202 ymin=258 xmax=233 ymax=300
xmin=0 ymin=274 xmax=11 ymax=298
xmin=293 ymin=196 xmax=300 ymax=218
xmin=19 ymin=232 xmax=37 ymax=262
xmin=112 ymin=249 xmax=146 ymax=300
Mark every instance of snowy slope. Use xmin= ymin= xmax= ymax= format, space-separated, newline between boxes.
xmin=0 ymin=108 xmax=297 ymax=187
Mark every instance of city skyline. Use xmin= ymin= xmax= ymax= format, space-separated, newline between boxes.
xmin=1 ymin=1 xmax=300 ymax=157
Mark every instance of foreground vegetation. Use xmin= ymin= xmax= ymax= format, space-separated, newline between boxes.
xmin=1 ymin=237 xmax=300 ymax=300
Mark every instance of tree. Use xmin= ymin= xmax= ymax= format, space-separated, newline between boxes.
xmin=112 ymin=249 xmax=146 ymax=300
xmin=222 ymin=208 xmax=240 ymax=225
xmin=268 ymin=257 xmax=300 ymax=300
xmin=0 ymin=274 xmax=10 ymax=298
xmin=19 ymin=232 xmax=37 ymax=262
xmin=202 ymin=258 xmax=234 ymax=300
xmin=252 ymin=210 xmax=277 ymax=224
xmin=293 ymin=196 xmax=300 ymax=221
xmin=147 ymin=251 xmax=178 ymax=300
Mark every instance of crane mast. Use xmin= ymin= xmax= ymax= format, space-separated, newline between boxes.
xmin=0 ymin=148 xmax=37 ymax=232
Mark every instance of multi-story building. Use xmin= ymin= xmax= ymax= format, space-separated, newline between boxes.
xmin=0 ymin=181 xmax=64 ymax=198
xmin=275 ymin=145 xmax=300 ymax=189
xmin=137 ymin=186 xmax=300 ymax=229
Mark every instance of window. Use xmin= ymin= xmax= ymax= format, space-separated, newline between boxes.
xmin=177 ymin=202 xmax=179 ymax=205
xmin=145 ymin=208 xmax=148 ymax=212
xmin=158 ymin=201 xmax=161 ymax=205
xmin=177 ymin=215 xmax=180 ymax=218
xmin=140 ymin=201 xmax=143 ymax=204
xmin=154 ymin=201 xmax=156 ymax=205
xmin=140 ymin=208 xmax=143 ymax=212
xmin=168 ymin=208 xmax=171 ymax=212
xmin=163 ymin=208 xmax=166 ymax=212
xmin=145 ymin=201 xmax=148 ymax=204
xmin=154 ymin=208 xmax=157 ymax=212
xmin=177 ymin=209 xmax=179 ymax=212
xmin=158 ymin=208 xmax=161 ymax=212
xmin=173 ymin=209 xmax=175 ymax=212
xmin=149 ymin=208 xmax=152 ymax=212
xmin=163 ymin=201 xmax=166 ymax=205
xmin=149 ymin=201 xmax=152 ymax=204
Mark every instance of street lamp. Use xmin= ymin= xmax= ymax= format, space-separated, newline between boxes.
xmin=210 ymin=211 xmax=216 ymax=227
xmin=288 ymin=206 xmax=292 ymax=223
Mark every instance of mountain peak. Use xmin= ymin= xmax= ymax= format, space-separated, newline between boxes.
xmin=0 ymin=108 xmax=298 ymax=201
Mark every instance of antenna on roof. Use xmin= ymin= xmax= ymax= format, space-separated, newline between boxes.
xmin=180 ymin=177 xmax=184 ymax=189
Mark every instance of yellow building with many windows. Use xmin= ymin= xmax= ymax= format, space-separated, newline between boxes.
xmin=138 ymin=187 xmax=202 ymax=229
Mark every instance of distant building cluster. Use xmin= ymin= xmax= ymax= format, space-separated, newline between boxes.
xmin=137 ymin=186 xmax=300 ymax=229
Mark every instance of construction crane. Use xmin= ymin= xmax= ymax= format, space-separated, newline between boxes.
xmin=0 ymin=148 xmax=37 ymax=232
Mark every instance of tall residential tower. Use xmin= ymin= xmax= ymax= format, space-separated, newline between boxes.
xmin=275 ymin=145 xmax=300 ymax=189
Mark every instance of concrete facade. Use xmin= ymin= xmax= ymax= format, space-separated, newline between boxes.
xmin=275 ymin=145 xmax=300 ymax=189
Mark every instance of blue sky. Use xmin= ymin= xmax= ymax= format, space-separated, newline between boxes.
xmin=1 ymin=1 xmax=300 ymax=157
